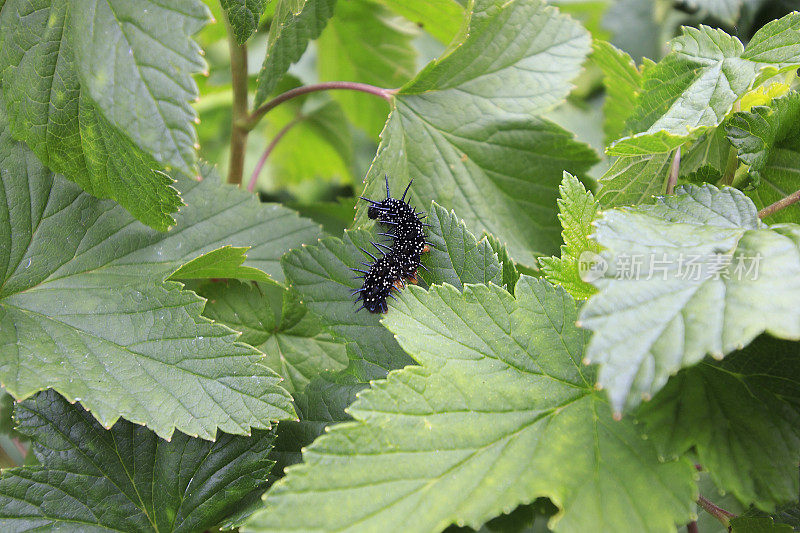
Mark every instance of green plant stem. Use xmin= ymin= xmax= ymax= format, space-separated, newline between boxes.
xmin=247 ymin=115 xmax=303 ymax=193
xmin=697 ymin=494 xmax=736 ymax=528
xmin=243 ymin=82 xmax=396 ymax=130
xmin=758 ymin=188 xmax=800 ymax=219
xmin=226 ymin=14 xmax=249 ymax=186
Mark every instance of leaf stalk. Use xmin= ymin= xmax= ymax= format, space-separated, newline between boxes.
xmin=243 ymin=82 xmax=397 ymax=130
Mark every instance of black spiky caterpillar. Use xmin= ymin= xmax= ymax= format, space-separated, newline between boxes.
xmin=351 ymin=177 xmax=430 ymax=313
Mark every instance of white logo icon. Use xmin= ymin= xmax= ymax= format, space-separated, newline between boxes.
xmin=578 ymin=251 xmax=608 ymax=282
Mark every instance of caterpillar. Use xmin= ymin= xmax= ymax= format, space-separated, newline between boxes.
xmin=351 ymin=177 xmax=430 ymax=313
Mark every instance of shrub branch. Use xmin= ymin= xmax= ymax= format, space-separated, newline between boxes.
xmin=758 ymin=188 xmax=800 ymax=219
xmin=225 ymin=13 xmax=249 ymax=186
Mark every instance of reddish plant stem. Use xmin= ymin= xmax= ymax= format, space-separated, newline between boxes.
xmin=247 ymin=116 xmax=303 ymax=193
xmin=12 ymin=437 xmax=27 ymax=458
xmin=697 ymin=494 xmax=736 ymax=528
xmin=687 ymin=521 xmax=699 ymax=533
xmin=244 ymin=82 xmax=396 ymax=130
xmin=225 ymin=15 xmax=249 ymax=186
xmin=758 ymin=188 xmax=800 ymax=219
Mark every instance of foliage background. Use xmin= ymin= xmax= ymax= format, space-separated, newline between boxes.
xmin=0 ymin=0 xmax=799 ymax=532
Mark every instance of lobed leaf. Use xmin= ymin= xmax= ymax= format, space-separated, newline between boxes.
xmin=640 ymin=335 xmax=800 ymax=511
xmin=0 ymin=108 xmax=322 ymax=439
xmin=592 ymin=40 xmax=642 ymax=144
xmin=0 ymin=390 xmax=276 ymax=532
xmin=245 ymin=278 xmax=696 ymax=533
xmin=726 ymin=91 xmax=800 ymax=223
xmin=540 ymin=172 xmax=601 ymax=299
xmin=0 ymin=0 xmax=208 ymax=230
xmin=355 ymin=0 xmax=598 ymax=266
xmin=196 ymin=280 xmax=349 ymax=394
xmin=608 ymin=15 xmax=800 ymax=156
xmin=281 ymin=199 xmax=501 ymax=381
xmin=580 ymin=184 xmax=800 ymax=413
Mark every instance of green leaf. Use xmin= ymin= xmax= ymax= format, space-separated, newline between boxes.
xmin=0 ymin=109 xmax=323 ymax=439
xmin=281 ymin=198 xmax=505 ymax=381
xmin=253 ymin=0 xmax=337 ymax=107
xmin=0 ymin=390 xmax=276 ymax=532
xmin=281 ymin=230 xmax=415 ymax=381
xmin=682 ymin=0 xmax=744 ymax=25
xmin=579 ymin=184 xmax=800 ymax=413
xmin=317 ymin=0 xmax=418 ymax=136
xmin=592 ymin=40 xmax=642 ymax=144
xmin=420 ymin=203 xmax=502 ymax=290
xmin=67 ymin=0 xmax=209 ymax=176
xmin=740 ymin=12 xmax=800 ymax=65
xmin=262 ymin=96 xmax=353 ymax=188
xmin=0 ymin=0 xmax=181 ymax=230
xmin=290 ymin=196 xmax=357 ymax=236
xmin=540 ymin=172 xmax=601 ymax=299
xmin=727 ymin=92 xmax=800 ymax=223
xmin=245 ymin=278 xmax=696 ymax=532
xmin=373 ymin=0 xmax=464 ymax=44
xmin=609 ymin=16 xmax=800 ymax=155
xmin=221 ymin=0 xmax=267 ymax=44
xmin=483 ymin=232 xmax=520 ymax=295
xmin=730 ymin=517 xmax=794 ymax=533
xmin=196 ymin=280 xmax=349 ymax=394
xmin=169 ymin=246 xmax=276 ymax=282
xmin=679 ymin=125 xmax=733 ymax=179
xmin=640 ymin=335 xmax=800 ymax=510
xmin=596 ymin=151 xmax=675 ymax=207
xmin=0 ymin=0 xmax=208 ymax=230
xmin=355 ymin=0 xmax=598 ymax=266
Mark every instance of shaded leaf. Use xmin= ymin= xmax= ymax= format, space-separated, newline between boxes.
xmin=540 ymin=172 xmax=601 ymax=299
xmin=727 ymin=91 xmax=800 ymax=223
xmin=245 ymin=278 xmax=696 ymax=533
xmin=253 ymin=0 xmax=337 ymax=107
xmin=580 ymin=184 xmax=800 ymax=412
xmin=355 ymin=0 xmax=597 ymax=266
xmin=640 ymin=335 xmax=800 ymax=510
xmin=317 ymin=0 xmax=418 ymax=136
xmin=483 ymin=232 xmax=519 ymax=295
xmin=374 ymin=0 xmax=464 ymax=44
xmin=592 ymin=40 xmax=642 ymax=144
xmin=196 ymin=280 xmax=349 ymax=393
xmin=0 ymin=390 xmax=275 ymax=532
xmin=222 ymin=0 xmax=267 ymax=44
xmin=730 ymin=517 xmax=794 ymax=532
